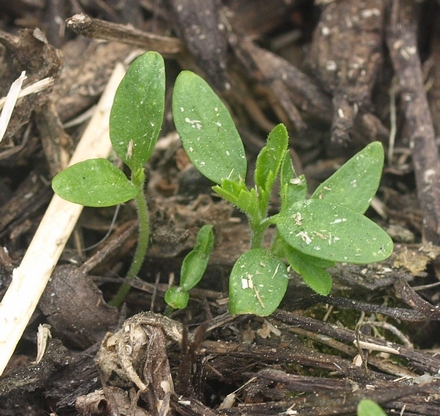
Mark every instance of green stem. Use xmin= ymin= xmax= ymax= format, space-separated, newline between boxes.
xmin=109 ymin=181 xmax=149 ymax=307
xmin=249 ymin=214 xmax=270 ymax=249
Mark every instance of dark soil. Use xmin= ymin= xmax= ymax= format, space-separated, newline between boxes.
xmin=1 ymin=0 xmax=440 ymax=415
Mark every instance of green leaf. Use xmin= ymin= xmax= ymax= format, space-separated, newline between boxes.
xmin=52 ymin=158 xmax=137 ymax=207
xmin=213 ymin=180 xmax=259 ymax=217
xmin=275 ymin=199 xmax=393 ymax=264
xmin=173 ymin=71 xmax=247 ymax=184
xmin=279 ymin=152 xmax=307 ymax=215
xmin=311 ymin=142 xmax=384 ymax=214
xmin=180 ymin=225 xmax=214 ymax=291
xmin=229 ymin=248 xmax=289 ymax=316
xmin=164 ymin=287 xmax=190 ymax=310
xmin=110 ymin=51 xmax=165 ymax=172
xmin=357 ymin=400 xmax=387 ymax=416
xmin=255 ymin=124 xmax=288 ymax=195
xmin=283 ymin=245 xmax=332 ymax=295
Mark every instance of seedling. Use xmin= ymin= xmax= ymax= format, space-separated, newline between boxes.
xmin=52 ymin=51 xmax=165 ymax=307
xmin=165 ymin=224 xmax=215 ymax=309
xmin=52 ymin=52 xmax=393 ymax=316
xmin=172 ymin=71 xmax=393 ymax=316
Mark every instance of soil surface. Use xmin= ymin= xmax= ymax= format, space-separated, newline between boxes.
xmin=1 ymin=1 xmax=440 ymax=415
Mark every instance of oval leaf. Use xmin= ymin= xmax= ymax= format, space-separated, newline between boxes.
xmin=52 ymin=158 xmax=137 ymax=207
xmin=110 ymin=51 xmax=165 ymax=172
xmin=180 ymin=225 xmax=214 ymax=291
xmin=282 ymin=245 xmax=332 ymax=295
xmin=229 ymin=248 xmax=289 ymax=316
xmin=275 ymin=199 xmax=393 ymax=264
xmin=173 ymin=71 xmax=247 ymax=184
xmin=312 ymin=142 xmax=384 ymax=214
xmin=165 ymin=287 xmax=190 ymax=310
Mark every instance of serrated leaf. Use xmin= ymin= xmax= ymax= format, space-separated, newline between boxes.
xmin=180 ymin=225 xmax=214 ymax=291
xmin=213 ymin=180 xmax=258 ymax=217
xmin=229 ymin=248 xmax=289 ymax=316
xmin=311 ymin=142 xmax=384 ymax=214
xmin=237 ymin=187 xmax=259 ymax=216
xmin=275 ymin=199 xmax=393 ymax=264
xmin=110 ymin=51 xmax=165 ymax=172
xmin=283 ymin=245 xmax=332 ymax=295
xmin=173 ymin=71 xmax=247 ymax=184
xmin=52 ymin=158 xmax=137 ymax=207
xmin=255 ymin=124 xmax=288 ymax=194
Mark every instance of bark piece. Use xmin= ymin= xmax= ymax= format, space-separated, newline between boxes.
xmin=227 ymin=0 xmax=301 ymax=36
xmin=0 ymin=171 xmax=51 ymax=241
xmin=34 ymin=100 xmax=73 ymax=175
xmin=231 ymin=32 xmax=388 ymax=142
xmin=164 ymin=0 xmax=229 ymax=90
xmin=386 ymin=0 xmax=440 ymax=244
xmin=308 ymin=0 xmax=385 ymax=144
xmin=0 ymin=339 xmax=68 ymax=408
xmin=39 ymin=265 xmax=119 ymax=349
xmin=51 ymin=39 xmax=134 ymax=122
xmin=0 ymin=28 xmax=62 ymax=142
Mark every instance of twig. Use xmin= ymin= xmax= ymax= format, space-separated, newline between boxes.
xmin=0 ymin=63 xmax=126 ymax=376
xmin=386 ymin=0 xmax=440 ymax=244
xmin=66 ymin=13 xmax=183 ymax=56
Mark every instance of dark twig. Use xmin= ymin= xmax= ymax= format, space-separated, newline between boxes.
xmin=66 ymin=13 xmax=183 ymax=56
xmin=386 ymin=0 xmax=440 ymax=244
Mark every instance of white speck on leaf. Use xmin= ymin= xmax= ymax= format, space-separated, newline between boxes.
xmin=330 ymin=218 xmax=347 ymax=225
xmin=296 ymin=231 xmax=312 ymax=245
xmin=291 ymin=212 xmax=302 ymax=225
xmin=185 ymin=117 xmax=201 ymax=125
xmin=271 ymin=264 xmax=280 ymax=279
xmin=290 ymin=177 xmax=303 ymax=185
xmin=314 ymin=231 xmax=327 ymax=240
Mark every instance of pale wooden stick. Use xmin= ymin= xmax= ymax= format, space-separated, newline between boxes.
xmin=0 ymin=63 xmax=126 ymax=376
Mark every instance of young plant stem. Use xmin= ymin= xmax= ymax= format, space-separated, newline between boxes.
xmin=249 ymin=215 xmax=269 ymax=249
xmin=249 ymin=199 xmax=271 ymax=249
xmin=109 ymin=179 xmax=149 ymax=307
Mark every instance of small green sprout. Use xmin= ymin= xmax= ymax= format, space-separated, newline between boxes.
xmin=52 ymin=51 xmax=165 ymax=307
xmin=52 ymin=52 xmax=393 ymax=316
xmin=357 ymin=399 xmax=387 ymax=416
xmin=165 ymin=224 xmax=214 ymax=309
xmin=173 ymin=71 xmax=393 ymax=316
